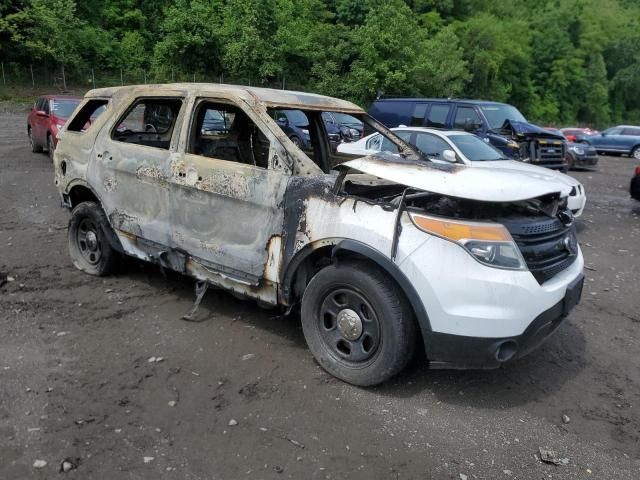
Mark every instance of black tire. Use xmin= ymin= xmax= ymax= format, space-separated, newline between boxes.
xmin=289 ymin=135 xmax=301 ymax=147
xmin=301 ymin=260 xmax=417 ymax=386
xmin=28 ymin=127 xmax=42 ymax=153
xmin=631 ymin=146 xmax=640 ymax=161
xmin=68 ymin=201 xmax=118 ymax=276
xmin=47 ymin=134 xmax=55 ymax=161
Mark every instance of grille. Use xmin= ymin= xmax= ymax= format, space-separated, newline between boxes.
xmin=504 ymin=216 xmax=578 ymax=285
xmin=535 ymin=139 xmax=565 ymax=165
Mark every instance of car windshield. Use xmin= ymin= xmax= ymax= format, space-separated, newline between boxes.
xmin=331 ymin=113 xmax=362 ymax=126
xmin=480 ymin=104 xmax=527 ymax=129
xmin=286 ymin=109 xmax=310 ymax=126
xmin=448 ymin=134 xmax=505 ymax=161
xmin=51 ymin=99 xmax=81 ymax=118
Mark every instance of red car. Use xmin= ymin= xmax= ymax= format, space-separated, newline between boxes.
xmin=560 ymin=127 xmax=599 ymax=143
xmin=27 ymin=95 xmax=82 ymax=160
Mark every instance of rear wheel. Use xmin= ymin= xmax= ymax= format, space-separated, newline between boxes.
xmin=301 ymin=260 xmax=417 ymax=386
xmin=47 ymin=134 xmax=55 ymax=161
xmin=28 ymin=127 xmax=42 ymax=153
xmin=68 ymin=201 xmax=118 ymax=276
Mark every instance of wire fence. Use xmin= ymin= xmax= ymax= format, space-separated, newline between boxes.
xmin=0 ymin=62 xmax=301 ymax=96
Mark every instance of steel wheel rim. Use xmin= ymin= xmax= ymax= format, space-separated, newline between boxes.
xmin=318 ymin=288 xmax=381 ymax=365
xmin=76 ymin=218 xmax=102 ymax=265
xmin=634 ymin=149 xmax=640 ymax=160
xmin=291 ymin=136 xmax=301 ymax=147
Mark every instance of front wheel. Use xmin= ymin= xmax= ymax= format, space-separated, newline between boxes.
xmin=301 ymin=260 xmax=417 ymax=386
xmin=632 ymin=146 xmax=640 ymax=161
xmin=68 ymin=201 xmax=118 ymax=276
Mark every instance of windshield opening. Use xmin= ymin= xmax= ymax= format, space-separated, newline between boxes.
xmin=480 ymin=104 xmax=527 ymax=130
xmin=448 ymin=134 xmax=505 ymax=161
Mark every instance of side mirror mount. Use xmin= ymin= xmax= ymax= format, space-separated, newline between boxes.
xmin=276 ymin=117 xmax=288 ymax=127
xmin=36 ymin=110 xmax=48 ymax=117
xmin=601 ymin=132 xmax=607 ymax=137
xmin=443 ymin=149 xmax=457 ymax=163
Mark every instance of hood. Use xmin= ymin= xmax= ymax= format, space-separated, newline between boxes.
xmin=503 ymin=119 xmax=565 ymax=140
xmin=471 ymin=160 xmax=579 ymax=188
xmin=343 ymin=154 xmax=572 ymax=202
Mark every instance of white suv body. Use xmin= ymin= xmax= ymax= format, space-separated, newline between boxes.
xmin=54 ymin=84 xmax=584 ymax=385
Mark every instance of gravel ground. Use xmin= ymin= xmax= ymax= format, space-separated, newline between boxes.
xmin=1 ymin=106 xmax=639 ymax=479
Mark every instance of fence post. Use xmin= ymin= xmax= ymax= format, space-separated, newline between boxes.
xmin=171 ymin=69 xmax=174 ymax=82
xmin=91 ymin=68 xmax=95 ymax=89
xmin=2 ymin=62 xmax=6 ymax=86
xmin=282 ymin=74 xmax=285 ymax=90
xmin=30 ymin=64 xmax=35 ymax=88
xmin=143 ymin=70 xmax=147 ymax=84
xmin=193 ymin=73 xmax=196 ymax=83
xmin=62 ymin=65 xmax=66 ymax=90
xmin=120 ymin=68 xmax=123 ymax=85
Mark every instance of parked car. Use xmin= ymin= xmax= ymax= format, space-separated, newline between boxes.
xmin=631 ymin=166 xmax=640 ymax=201
xmin=368 ymin=98 xmax=567 ymax=170
xmin=271 ymin=108 xmax=341 ymax=152
xmin=54 ymin=84 xmax=584 ymax=386
xmin=544 ymin=128 xmax=598 ymax=170
xmin=582 ymin=125 xmax=640 ymax=159
xmin=560 ymin=127 xmax=599 ymax=143
xmin=339 ymin=127 xmax=586 ymax=216
xmin=322 ymin=111 xmax=364 ymax=142
xmin=27 ymin=95 xmax=82 ymax=160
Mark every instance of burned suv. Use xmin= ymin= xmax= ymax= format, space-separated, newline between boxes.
xmin=54 ymin=85 xmax=584 ymax=386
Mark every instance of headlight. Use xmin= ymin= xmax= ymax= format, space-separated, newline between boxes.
xmin=301 ymin=128 xmax=309 ymax=135
xmin=506 ymin=141 xmax=519 ymax=149
xmin=570 ymin=145 xmax=584 ymax=155
xmin=57 ymin=123 xmax=66 ymax=131
xmin=409 ymin=213 xmax=527 ymax=270
xmin=349 ymin=128 xmax=359 ymax=137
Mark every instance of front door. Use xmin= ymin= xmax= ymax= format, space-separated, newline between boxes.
xmin=92 ymin=94 xmax=186 ymax=248
xmin=169 ymin=99 xmax=289 ymax=285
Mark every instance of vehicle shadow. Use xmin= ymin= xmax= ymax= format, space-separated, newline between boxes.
xmin=117 ymin=256 xmax=587 ymax=409
xmin=118 ymin=256 xmax=309 ymax=350
xmin=371 ymin=318 xmax=587 ymax=409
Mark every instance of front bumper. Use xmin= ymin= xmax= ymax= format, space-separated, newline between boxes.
xmin=426 ymin=274 xmax=584 ymax=369
xmin=572 ymin=153 xmax=598 ymax=169
xmin=396 ymin=230 xmax=584 ymax=368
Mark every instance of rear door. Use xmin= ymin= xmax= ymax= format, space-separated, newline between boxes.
xmin=424 ymin=103 xmax=451 ymax=129
xmin=594 ymin=127 xmax=625 ymax=151
xmin=169 ymin=98 xmax=289 ymax=285
xmin=91 ymin=93 xmax=186 ymax=247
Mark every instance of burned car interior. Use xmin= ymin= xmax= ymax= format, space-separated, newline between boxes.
xmin=190 ymin=101 xmax=269 ymax=168
xmin=112 ymin=97 xmax=182 ymax=150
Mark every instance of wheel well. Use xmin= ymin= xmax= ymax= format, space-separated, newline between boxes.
xmin=68 ymin=185 xmax=99 ymax=208
xmin=287 ymin=245 xmax=422 ymax=323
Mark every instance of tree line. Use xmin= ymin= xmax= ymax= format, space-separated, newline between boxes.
xmin=1 ymin=0 xmax=639 ymax=127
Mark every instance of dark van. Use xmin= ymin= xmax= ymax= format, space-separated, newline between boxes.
xmin=368 ymin=98 xmax=567 ymax=170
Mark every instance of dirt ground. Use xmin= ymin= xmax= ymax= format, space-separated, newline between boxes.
xmin=1 ymin=104 xmax=639 ymax=479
